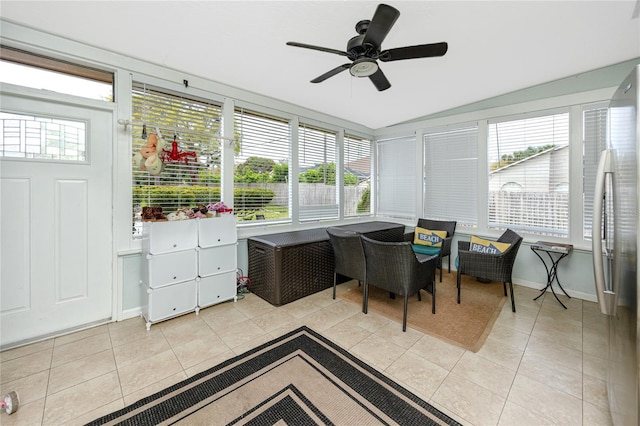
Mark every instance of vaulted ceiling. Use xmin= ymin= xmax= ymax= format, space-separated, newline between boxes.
xmin=2 ymin=1 xmax=639 ymax=129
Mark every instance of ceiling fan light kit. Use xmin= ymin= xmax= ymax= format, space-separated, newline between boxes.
xmin=287 ymin=3 xmax=448 ymax=91
xmin=350 ymin=58 xmax=378 ymax=77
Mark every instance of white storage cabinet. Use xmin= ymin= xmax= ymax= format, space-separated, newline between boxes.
xmin=140 ymin=216 xmax=237 ymax=329
xmin=197 ymin=214 xmax=238 ymax=308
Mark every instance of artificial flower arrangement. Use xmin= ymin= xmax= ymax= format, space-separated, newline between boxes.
xmin=141 ymin=202 xmax=233 ymax=222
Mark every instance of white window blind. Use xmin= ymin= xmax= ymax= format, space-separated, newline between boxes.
xmin=377 ymin=137 xmax=416 ymax=218
xmin=423 ymin=126 xmax=478 ymax=227
xmin=131 ymin=83 xmax=223 ymax=234
xmin=488 ymin=112 xmax=569 ymax=236
xmin=234 ymin=107 xmax=290 ymax=222
xmin=344 ymin=134 xmax=372 ymax=216
xmin=298 ymin=123 xmax=338 ymax=221
xmin=583 ymin=106 xmax=608 ymax=240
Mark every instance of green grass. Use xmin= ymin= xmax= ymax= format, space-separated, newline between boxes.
xmin=236 ymin=205 xmax=289 ymax=221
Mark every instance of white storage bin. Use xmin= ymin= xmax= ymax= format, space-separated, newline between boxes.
xmin=198 ymin=215 xmax=237 ymax=248
xmin=146 ymin=249 xmax=198 ymax=288
xmin=198 ymin=245 xmax=237 ymax=277
xmin=198 ymin=272 xmax=237 ymax=308
xmin=141 ymin=279 xmax=197 ymax=327
xmin=143 ymin=220 xmax=198 ymax=255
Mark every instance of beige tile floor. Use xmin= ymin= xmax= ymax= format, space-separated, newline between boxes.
xmin=0 ymin=278 xmax=612 ymax=426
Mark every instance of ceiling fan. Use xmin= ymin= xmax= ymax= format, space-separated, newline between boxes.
xmin=286 ymin=3 xmax=448 ymax=91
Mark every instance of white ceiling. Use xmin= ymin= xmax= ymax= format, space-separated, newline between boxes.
xmin=1 ymin=1 xmax=639 ymax=129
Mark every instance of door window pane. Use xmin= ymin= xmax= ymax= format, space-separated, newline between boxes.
xmin=0 ymin=112 xmax=86 ymax=161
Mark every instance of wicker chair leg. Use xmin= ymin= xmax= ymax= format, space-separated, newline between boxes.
xmin=438 ymin=258 xmax=443 ymax=282
xmin=417 ymin=289 xmax=422 ymax=302
xmin=332 ymin=273 xmax=337 ymax=299
xmin=447 ymin=256 xmax=451 ymax=273
xmin=509 ymin=281 xmax=516 ymax=312
xmin=431 ymin=286 xmax=436 ymax=314
xmin=363 ymin=282 xmax=368 ymax=314
xmin=502 ymin=282 xmax=507 ymax=297
xmin=457 ymin=272 xmax=462 ymax=304
xmin=402 ymin=294 xmax=409 ymax=332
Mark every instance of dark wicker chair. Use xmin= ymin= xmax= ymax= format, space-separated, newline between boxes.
xmin=361 ymin=235 xmax=437 ymax=332
xmin=326 ymin=227 xmax=366 ymax=299
xmin=405 ymin=219 xmax=457 ymax=282
xmin=456 ymin=229 xmax=523 ymax=312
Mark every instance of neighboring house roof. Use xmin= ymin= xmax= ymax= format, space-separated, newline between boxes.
xmin=346 ymin=156 xmax=372 ymax=175
xmin=490 ymin=145 xmax=567 ymax=174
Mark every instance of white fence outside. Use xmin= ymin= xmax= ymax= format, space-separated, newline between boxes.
xmin=489 ymin=191 xmax=568 ymax=235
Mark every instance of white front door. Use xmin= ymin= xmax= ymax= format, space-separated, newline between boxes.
xmin=1 ymin=93 xmax=113 ymax=348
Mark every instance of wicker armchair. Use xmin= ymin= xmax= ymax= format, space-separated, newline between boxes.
xmin=405 ymin=219 xmax=457 ymax=282
xmin=361 ymin=235 xmax=437 ymax=332
xmin=456 ymin=229 xmax=523 ymax=312
xmin=326 ymin=227 xmax=366 ymax=299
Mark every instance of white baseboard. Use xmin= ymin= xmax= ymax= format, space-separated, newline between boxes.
xmin=122 ymin=307 xmax=142 ymax=321
xmin=450 ymin=269 xmax=598 ymax=303
xmin=511 ymin=279 xmax=598 ymax=303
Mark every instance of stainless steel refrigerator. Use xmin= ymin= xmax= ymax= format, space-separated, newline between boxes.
xmin=593 ymin=64 xmax=639 ymax=425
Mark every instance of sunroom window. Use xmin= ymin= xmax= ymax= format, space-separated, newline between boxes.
xmin=377 ymin=136 xmax=416 ymax=219
xmin=234 ymin=107 xmax=291 ymax=222
xmin=344 ymin=134 xmax=372 ymax=216
xmin=487 ymin=112 xmax=569 ymax=237
xmin=298 ymin=123 xmax=338 ymax=221
xmin=0 ymin=46 xmax=113 ymax=101
xmin=582 ymin=106 xmax=608 ymax=240
xmin=423 ymin=126 xmax=478 ymax=228
xmin=131 ymin=83 xmax=223 ymax=235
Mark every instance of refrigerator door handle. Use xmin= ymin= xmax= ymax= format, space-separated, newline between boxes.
xmin=592 ymin=149 xmax=616 ymax=316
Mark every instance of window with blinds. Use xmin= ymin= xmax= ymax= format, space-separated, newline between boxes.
xmin=298 ymin=123 xmax=338 ymax=221
xmin=131 ymin=83 xmax=223 ymax=235
xmin=344 ymin=134 xmax=372 ymax=216
xmin=423 ymin=126 xmax=478 ymax=227
xmin=234 ymin=107 xmax=290 ymax=222
xmin=488 ymin=112 xmax=569 ymax=236
xmin=583 ymin=106 xmax=608 ymax=240
xmin=377 ymin=137 xmax=416 ymax=218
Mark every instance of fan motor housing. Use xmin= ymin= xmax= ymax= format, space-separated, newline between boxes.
xmin=347 ymin=34 xmax=366 ymax=58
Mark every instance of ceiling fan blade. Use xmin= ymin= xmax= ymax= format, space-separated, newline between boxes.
xmin=369 ymin=68 xmax=391 ymax=91
xmin=286 ymin=42 xmax=349 ymax=58
xmin=379 ymin=42 xmax=448 ymax=62
xmin=362 ymin=4 xmax=400 ymax=50
xmin=311 ymin=64 xmax=351 ymax=83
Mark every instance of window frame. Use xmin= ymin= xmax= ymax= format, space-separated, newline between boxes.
xmin=486 ymin=108 xmax=571 ymax=238
xmin=297 ymin=122 xmax=339 ymax=222
xmin=343 ymin=133 xmax=373 ymax=217
xmin=129 ymin=80 xmax=225 ymax=236
xmin=422 ymin=123 xmax=479 ymax=229
xmin=233 ymin=104 xmax=293 ymax=225
xmin=376 ymin=135 xmax=417 ymax=220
